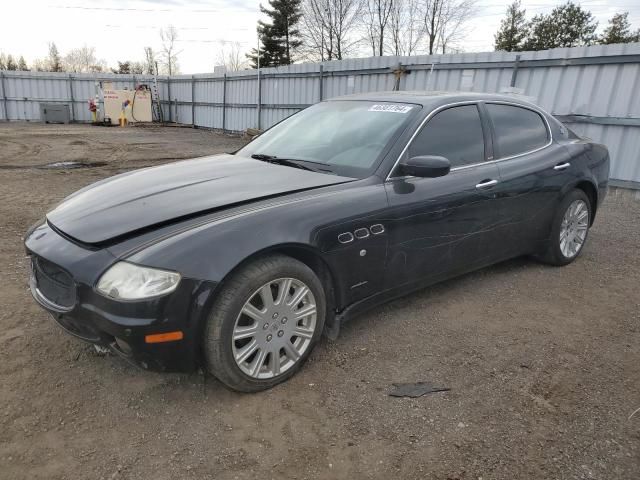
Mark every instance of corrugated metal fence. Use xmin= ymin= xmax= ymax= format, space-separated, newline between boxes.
xmin=1 ymin=42 xmax=639 ymax=185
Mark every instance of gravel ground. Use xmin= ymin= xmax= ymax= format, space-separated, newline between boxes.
xmin=0 ymin=123 xmax=638 ymax=480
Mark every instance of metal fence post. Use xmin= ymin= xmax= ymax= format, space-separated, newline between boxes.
xmin=427 ymin=62 xmax=436 ymax=91
xmin=222 ymin=73 xmax=227 ymax=133
xmin=167 ymin=77 xmax=172 ymax=122
xmin=392 ymin=62 xmax=405 ymax=91
xmin=0 ymin=71 xmax=8 ymax=121
xmin=191 ymin=75 xmax=196 ymax=128
xmin=319 ymin=64 xmax=324 ymax=101
xmin=68 ymin=74 xmax=75 ymax=122
xmin=510 ymin=54 xmax=522 ymax=87
xmin=257 ymin=69 xmax=262 ymax=130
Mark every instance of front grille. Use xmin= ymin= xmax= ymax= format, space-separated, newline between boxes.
xmin=31 ymin=256 xmax=76 ymax=309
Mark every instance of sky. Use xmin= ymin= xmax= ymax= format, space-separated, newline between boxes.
xmin=1 ymin=0 xmax=639 ymax=74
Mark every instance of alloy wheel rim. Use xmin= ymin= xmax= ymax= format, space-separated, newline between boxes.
xmin=232 ymin=278 xmax=317 ymax=379
xmin=559 ymin=199 xmax=589 ymax=258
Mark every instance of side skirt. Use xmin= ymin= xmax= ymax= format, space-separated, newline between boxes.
xmin=325 ymin=253 xmax=523 ymax=339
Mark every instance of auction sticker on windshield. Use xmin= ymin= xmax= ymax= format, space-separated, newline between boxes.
xmin=368 ymin=104 xmax=414 ymax=113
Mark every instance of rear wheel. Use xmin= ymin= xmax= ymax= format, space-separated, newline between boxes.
xmin=538 ymin=189 xmax=591 ymax=266
xmin=204 ymin=254 xmax=326 ymax=392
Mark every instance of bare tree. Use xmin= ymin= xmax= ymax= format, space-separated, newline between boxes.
xmin=143 ymin=47 xmax=156 ymax=75
xmin=160 ymin=25 xmax=181 ymax=75
xmin=422 ymin=0 xmax=476 ymax=55
xmin=437 ymin=0 xmax=475 ymax=53
xmin=300 ymin=0 xmax=362 ymax=61
xmin=89 ymin=61 xmax=107 ymax=73
xmin=32 ymin=58 xmax=47 ymax=72
xmin=63 ymin=45 xmax=100 ymax=73
xmin=388 ymin=0 xmax=425 ymax=55
xmin=363 ymin=0 xmax=394 ymax=56
xmin=130 ymin=62 xmax=145 ymax=74
xmin=216 ymin=41 xmax=249 ymax=72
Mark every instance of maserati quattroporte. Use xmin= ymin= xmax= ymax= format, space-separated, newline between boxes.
xmin=25 ymin=92 xmax=609 ymax=391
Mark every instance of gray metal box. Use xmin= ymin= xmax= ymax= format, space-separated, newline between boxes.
xmin=40 ymin=103 xmax=70 ymax=124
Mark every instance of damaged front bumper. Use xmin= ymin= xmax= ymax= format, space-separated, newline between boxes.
xmin=25 ymin=221 xmax=217 ymax=372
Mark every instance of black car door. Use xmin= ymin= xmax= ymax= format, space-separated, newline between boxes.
xmin=485 ymin=102 xmax=574 ymax=257
xmin=383 ymin=103 xmax=502 ymax=289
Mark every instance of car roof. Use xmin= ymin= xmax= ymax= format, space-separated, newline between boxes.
xmin=329 ymin=90 xmax=541 ymax=110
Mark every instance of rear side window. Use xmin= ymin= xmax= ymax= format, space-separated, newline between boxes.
xmin=408 ymin=105 xmax=485 ymax=168
xmin=487 ymin=104 xmax=549 ymax=158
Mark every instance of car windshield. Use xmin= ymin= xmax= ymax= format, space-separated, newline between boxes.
xmin=235 ymin=100 xmax=420 ymax=178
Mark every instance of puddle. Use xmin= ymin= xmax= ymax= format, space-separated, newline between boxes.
xmin=40 ymin=161 xmax=107 ymax=169
xmin=0 ymin=161 xmax=107 ymax=170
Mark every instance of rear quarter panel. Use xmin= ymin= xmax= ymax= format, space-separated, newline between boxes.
xmin=550 ymin=115 xmax=609 ymax=207
xmin=561 ymin=139 xmax=610 ymax=210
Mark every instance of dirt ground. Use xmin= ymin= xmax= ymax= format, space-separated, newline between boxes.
xmin=1 ymin=123 xmax=638 ymax=480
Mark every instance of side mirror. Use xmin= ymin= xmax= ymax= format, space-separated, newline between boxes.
xmin=399 ymin=155 xmax=450 ymax=178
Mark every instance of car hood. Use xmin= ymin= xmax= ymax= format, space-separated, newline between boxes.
xmin=47 ymin=154 xmax=354 ymax=245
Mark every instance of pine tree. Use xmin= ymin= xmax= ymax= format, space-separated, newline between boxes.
xmin=247 ymin=0 xmax=302 ymax=68
xmin=600 ymin=12 xmax=640 ymax=45
xmin=524 ymin=2 xmax=597 ymax=51
xmin=47 ymin=42 xmax=63 ymax=72
xmin=494 ymin=1 xmax=529 ymax=52
xmin=17 ymin=56 xmax=28 ymax=71
xmin=0 ymin=53 xmax=6 ymax=70
xmin=112 ymin=61 xmax=132 ymax=74
xmin=6 ymin=54 xmax=17 ymax=70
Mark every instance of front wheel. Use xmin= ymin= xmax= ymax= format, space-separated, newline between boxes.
xmin=204 ymin=254 xmax=326 ymax=392
xmin=538 ymin=189 xmax=591 ymax=266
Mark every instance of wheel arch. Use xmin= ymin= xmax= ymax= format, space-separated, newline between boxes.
xmin=208 ymin=243 xmax=340 ymax=331
xmin=574 ymin=180 xmax=598 ymax=225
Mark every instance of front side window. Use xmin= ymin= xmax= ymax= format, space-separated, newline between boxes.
xmin=236 ymin=100 xmax=420 ymax=178
xmin=407 ymin=105 xmax=485 ymax=169
xmin=486 ymin=104 xmax=549 ymax=158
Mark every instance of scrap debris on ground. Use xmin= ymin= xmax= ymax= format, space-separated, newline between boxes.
xmin=388 ymin=382 xmax=451 ymax=398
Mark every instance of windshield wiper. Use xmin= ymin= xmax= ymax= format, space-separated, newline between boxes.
xmin=250 ymin=153 xmax=332 ymax=173
xmin=250 ymin=153 xmax=313 ymax=171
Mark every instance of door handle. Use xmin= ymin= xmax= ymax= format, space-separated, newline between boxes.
xmin=475 ymin=179 xmax=499 ymax=189
xmin=554 ymin=162 xmax=571 ymax=171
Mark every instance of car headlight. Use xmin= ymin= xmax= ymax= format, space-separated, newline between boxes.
xmin=96 ymin=262 xmax=181 ymax=300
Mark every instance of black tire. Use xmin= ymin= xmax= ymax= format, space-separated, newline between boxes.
xmin=204 ymin=254 xmax=326 ymax=392
xmin=538 ymin=189 xmax=591 ymax=266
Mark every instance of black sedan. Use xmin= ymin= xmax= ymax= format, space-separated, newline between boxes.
xmin=25 ymin=92 xmax=609 ymax=392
